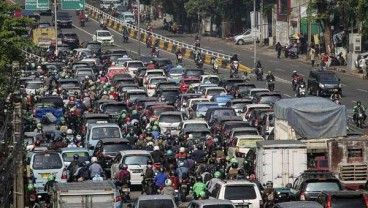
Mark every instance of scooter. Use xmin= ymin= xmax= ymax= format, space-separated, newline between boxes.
xmin=267 ymin=79 xmax=275 ymax=91
xmin=123 ymin=34 xmax=129 ymax=43
xmin=196 ymin=58 xmax=204 ymax=68
xmin=255 ymin=68 xmax=263 ymax=81
xmin=177 ymin=54 xmax=183 ymax=63
xmin=80 ymin=18 xmax=86 ymax=27
xmin=297 ymin=84 xmax=306 ymax=97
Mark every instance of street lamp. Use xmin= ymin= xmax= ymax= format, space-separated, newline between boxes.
xmin=137 ymin=0 xmax=141 ymax=57
xmin=54 ymin=0 xmax=58 ymax=54
xmin=253 ymin=0 xmax=257 ymax=69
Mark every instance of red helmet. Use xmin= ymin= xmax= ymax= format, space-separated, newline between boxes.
xmin=35 ymin=140 xmax=41 ymax=147
xmin=125 ymin=117 xmax=131 ymax=122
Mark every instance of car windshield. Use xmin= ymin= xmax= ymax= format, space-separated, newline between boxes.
xmin=32 ymin=153 xmax=63 ymax=169
xmin=159 ymin=115 xmax=182 ymax=123
xmin=104 ymin=104 xmax=128 ymax=114
xmin=184 ymin=123 xmax=207 ymax=129
xmin=60 ymin=81 xmax=78 ymax=88
xmin=237 ymin=138 xmax=263 ymax=147
xmin=184 ymin=79 xmax=199 ymax=85
xmin=186 ymin=70 xmax=203 ymax=76
xmin=224 ymin=185 xmax=257 ymax=200
xmin=129 ymin=62 xmax=144 ymax=68
xmin=92 ymin=127 xmax=121 ymax=140
xmin=238 ymin=85 xmax=255 ymax=92
xmin=170 ymin=68 xmax=183 ymax=74
xmin=203 ymin=77 xmax=220 ymax=84
xmin=153 ymin=107 xmax=173 ymax=115
xmin=138 ymin=199 xmax=175 ymax=208
xmin=319 ymin=73 xmax=339 ymax=82
xmin=259 ymin=95 xmax=281 ymax=104
xmin=197 ymin=104 xmax=219 ymax=112
xmin=250 ymin=90 xmax=269 ymax=96
xmin=161 ymin=90 xmax=179 ymax=97
xmin=27 ymin=82 xmax=42 ymax=89
xmin=87 ymin=43 xmax=101 ymax=49
xmin=189 ymin=131 xmax=210 ymax=139
xmin=331 ymin=195 xmax=366 ymax=208
xmin=123 ymin=155 xmax=151 ymax=166
xmin=98 ymin=31 xmax=111 ymax=37
xmin=305 ymin=182 xmax=341 ymax=192
xmin=150 ymin=78 xmax=167 ymax=85
xmin=207 ymin=89 xmax=226 ymax=96
xmin=203 ymin=205 xmax=234 ymax=208
xmin=62 ymin=152 xmax=89 ymax=162
xmin=232 ymin=102 xmax=249 ymax=109
xmin=104 ymin=143 xmax=132 ymax=152
xmin=125 ymin=15 xmax=134 ymax=20
xmin=234 ymin=130 xmax=258 ymax=137
xmin=148 ymin=72 xmax=164 ymax=77
xmin=86 ymin=118 xmax=109 ymax=124
xmin=77 ymin=70 xmax=93 ymax=75
xmin=128 ymin=93 xmax=147 ymax=100
xmin=213 ymin=109 xmax=236 ymax=118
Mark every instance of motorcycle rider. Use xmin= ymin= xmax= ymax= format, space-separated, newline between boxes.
xmin=226 ymin=162 xmax=239 ymax=179
xmin=89 ymin=157 xmax=104 ymax=179
xmin=353 ymin=101 xmax=366 ymax=124
xmin=262 ymin=181 xmax=277 ymax=207
xmin=207 ymin=171 xmax=222 ymax=192
xmin=236 ymin=169 xmax=246 ymax=180
xmin=176 ymin=161 xmax=189 ymax=182
xmin=175 ymin=147 xmax=187 ymax=160
xmin=161 ymin=179 xmax=175 ymax=197
xmin=195 ymin=50 xmax=202 ymax=64
xmin=265 ymin=71 xmax=275 ymax=90
xmin=230 ymin=53 xmax=239 ymax=63
xmin=78 ymin=11 xmax=86 ymax=25
xmin=192 ymin=175 xmax=206 ymax=200
xmin=141 ymin=160 xmax=155 ymax=193
xmin=175 ymin=48 xmax=183 ymax=60
xmin=115 ymin=164 xmax=131 ymax=187
xmin=44 ymin=175 xmax=56 ymax=208
xmin=151 ymin=145 xmax=164 ymax=164
xmin=296 ymin=77 xmax=306 ymax=97
xmin=67 ymin=154 xmax=81 ymax=182
xmin=192 ymin=144 xmax=206 ymax=163
xmin=330 ymin=89 xmax=342 ymax=102
xmin=122 ymin=26 xmax=129 ymax=42
xmin=211 ymin=56 xmax=219 ymax=73
xmin=154 ymin=167 xmax=168 ymax=191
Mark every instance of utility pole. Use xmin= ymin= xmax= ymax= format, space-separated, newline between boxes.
xmin=137 ymin=0 xmax=141 ymax=57
xmin=259 ymin=0 xmax=263 ymax=46
xmin=253 ymin=0 xmax=257 ymax=69
xmin=54 ymin=0 xmax=58 ymax=54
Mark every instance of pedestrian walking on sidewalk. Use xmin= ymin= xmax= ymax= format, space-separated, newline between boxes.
xmin=310 ymin=46 xmax=316 ymax=67
xmin=275 ymin=42 xmax=282 ymax=59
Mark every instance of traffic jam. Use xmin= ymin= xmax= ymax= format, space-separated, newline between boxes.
xmin=21 ymin=7 xmax=368 ymax=208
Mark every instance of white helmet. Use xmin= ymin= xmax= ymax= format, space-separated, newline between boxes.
xmin=76 ymin=135 xmax=82 ymax=141
xmin=67 ymin=129 xmax=73 ymax=134
xmin=37 ymin=66 xmax=42 ymax=69
xmin=188 ymin=134 xmax=193 ymax=140
xmin=165 ymin=179 xmax=172 ymax=186
xmin=111 ymin=62 xmax=116 ymax=66
xmin=179 ymin=147 xmax=185 ymax=153
xmin=147 ymin=141 xmax=153 ymax=146
xmin=154 ymin=146 xmax=160 ymax=151
xmin=91 ymin=157 xmax=98 ymax=163
xmin=52 ymin=91 xmax=57 ymax=96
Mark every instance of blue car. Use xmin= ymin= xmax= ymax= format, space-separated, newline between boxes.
xmin=211 ymin=95 xmax=234 ymax=106
xmin=168 ymin=66 xmax=185 ymax=83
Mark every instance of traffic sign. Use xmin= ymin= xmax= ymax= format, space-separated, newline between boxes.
xmin=25 ymin=0 xmax=49 ymax=10
xmin=61 ymin=0 xmax=85 ymax=10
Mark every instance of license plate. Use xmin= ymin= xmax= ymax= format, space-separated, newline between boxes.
xmin=122 ymin=188 xmax=130 ymax=192
xmin=40 ymin=173 xmax=50 ymax=179
xmin=235 ymin=205 xmax=248 ymax=208
xmin=131 ymin=169 xmax=143 ymax=173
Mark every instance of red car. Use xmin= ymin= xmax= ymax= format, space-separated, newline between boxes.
xmin=144 ymin=105 xmax=175 ymax=122
xmin=179 ymin=77 xmax=200 ymax=93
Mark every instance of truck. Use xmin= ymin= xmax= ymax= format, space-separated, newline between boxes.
xmin=32 ymin=28 xmax=61 ymax=48
xmin=53 ymin=180 xmax=121 ymax=208
xmin=255 ymin=140 xmax=307 ymax=188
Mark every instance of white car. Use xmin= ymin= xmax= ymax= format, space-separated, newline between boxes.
xmin=178 ymin=119 xmax=210 ymax=131
xmin=25 ymin=80 xmax=43 ymax=95
xmin=203 ymin=87 xmax=227 ymax=100
xmin=123 ymin=60 xmax=144 ymax=77
xmin=199 ymin=74 xmax=220 ymax=85
xmin=143 ymin=69 xmax=166 ymax=87
xmin=247 ymin=88 xmax=270 ymax=100
xmin=242 ymin=103 xmax=271 ymax=122
xmin=146 ymin=76 xmax=168 ymax=97
xmin=158 ymin=111 xmax=186 ymax=136
xmin=92 ymin=30 xmax=114 ymax=45
xmin=185 ymin=98 xmax=210 ymax=117
xmin=234 ymin=28 xmax=260 ymax=45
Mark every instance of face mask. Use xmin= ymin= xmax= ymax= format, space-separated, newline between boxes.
xmin=147 ymin=165 xmax=152 ymax=168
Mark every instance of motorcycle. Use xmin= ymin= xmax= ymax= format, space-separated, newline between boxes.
xmin=80 ymin=18 xmax=85 ymax=27
xmin=289 ymin=51 xmax=299 ymax=59
xmin=177 ymin=54 xmax=183 ymax=63
xmin=196 ymin=58 xmax=204 ymax=68
xmin=195 ymin=39 xmax=200 ymax=48
xmin=292 ymin=76 xmax=301 ymax=91
xmin=146 ymin=38 xmax=152 ymax=48
xmin=255 ymin=68 xmax=263 ymax=81
xmin=123 ymin=34 xmax=129 ymax=43
xmin=118 ymin=183 xmax=131 ymax=203
xmin=355 ymin=109 xmax=365 ymax=128
xmin=144 ymin=178 xmax=156 ymax=195
xmin=332 ymin=98 xmax=341 ymax=105
xmin=212 ymin=61 xmax=219 ymax=74
xmin=297 ymin=84 xmax=306 ymax=97
xmin=151 ymin=47 xmax=159 ymax=57
xmin=267 ymin=79 xmax=275 ymax=91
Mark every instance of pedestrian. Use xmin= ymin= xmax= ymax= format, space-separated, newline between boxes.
xmin=310 ymin=46 xmax=316 ymax=67
xmin=275 ymin=42 xmax=282 ymax=59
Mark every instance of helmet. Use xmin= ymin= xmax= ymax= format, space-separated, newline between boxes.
xmin=231 ymin=162 xmax=238 ymax=169
xmin=36 ymin=123 xmax=42 ymax=128
xmin=178 ymin=161 xmax=184 ymax=167
xmin=357 ymin=101 xmax=361 ymax=106
xmin=166 ymin=149 xmax=174 ymax=156
xmin=238 ymin=169 xmax=245 ymax=175
xmin=73 ymin=154 xmax=79 ymax=160
xmin=249 ymin=173 xmax=256 ymax=180
xmin=27 ymin=183 xmax=34 ymax=191
xmin=120 ymin=113 xmax=127 ymax=119
xmin=91 ymin=157 xmax=98 ymax=163
xmin=111 ymin=62 xmax=116 ymax=66
xmin=76 ymin=135 xmax=82 ymax=141
xmin=214 ymin=171 xmax=221 ymax=178
xmin=35 ymin=139 xmax=41 ymax=147
xmin=179 ymin=147 xmax=185 ymax=153
xmin=268 ymin=71 xmax=272 ymax=74
xmin=211 ymin=152 xmax=217 ymax=158
xmin=197 ymin=144 xmax=203 ymax=150
xmin=266 ymin=181 xmax=273 ymax=188
xmin=47 ymin=174 xmax=55 ymax=181
xmin=293 ymin=70 xmax=297 ymax=73
xmin=132 ymin=110 xmax=138 ymax=115
xmin=165 ymin=179 xmax=172 ymax=186
xmin=154 ymin=120 xmax=159 ymax=126
xmin=199 ymin=191 xmax=206 ymax=198
xmin=147 ymin=160 xmax=153 ymax=165
xmin=119 ymin=163 xmax=128 ymax=170
xmin=37 ymin=66 xmax=42 ymax=69
xmin=151 ymin=125 xmax=158 ymax=131
xmin=196 ymin=175 xmax=203 ymax=182
xmin=67 ymin=129 xmax=73 ymax=134
xmin=230 ymin=158 xmax=238 ymax=164
xmin=208 ymin=158 xmax=215 ymax=164
xmin=153 ymin=146 xmax=160 ymax=151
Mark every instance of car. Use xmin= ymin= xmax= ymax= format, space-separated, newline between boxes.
xmin=24 ymin=132 xmax=49 ymax=151
xmin=76 ymin=68 xmax=95 ymax=82
xmin=104 ymin=49 xmax=128 ymax=56
xmin=146 ymin=76 xmax=168 ymax=97
xmin=158 ymin=111 xmax=187 ymax=135
xmin=205 ymin=107 xmax=237 ymax=125
xmin=134 ymin=67 xmax=149 ymax=86
xmin=221 ymin=121 xmax=251 ymax=141
xmin=117 ymin=84 xmax=140 ymax=97
xmin=229 ymin=83 xmax=256 ymax=98
xmin=92 ymin=30 xmax=114 ymax=45
xmin=192 ymin=83 xmax=218 ymax=94
xmin=100 ymin=101 xmax=129 ymax=121
xmin=251 ymin=92 xmax=282 ymax=105
xmin=189 ymin=102 xmax=219 ymax=119
xmin=151 ymin=57 xmax=173 ymax=69
xmin=307 ymin=70 xmax=342 ymax=96
xmin=202 ymin=87 xmax=227 ymax=100
xmin=185 ymin=98 xmax=210 ymax=116
xmin=81 ymin=113 xmax=110 ymax=135
xmin=123 ymin=89 xmax=147 ymax=106
xmin=143 ymin=69 xmax=166 ymax=86
xmin=242 ymin=103 xmax=272 ymax=122
xmin=132 ymin=97 xmax=158 ymax=112
xmin=316 ymin=190 xmax=368 ymax=208
xmin=247 ymin=108 xmax=274 ymax=127
xmin=228 ymin=135 xmax=264 ymax=158
xmin=85 ymin=41 xmax=102 ymax=55
xmin=93 ymin=138 xmax=132 ymax=175
xmin=27 ymin=150 xmax=67 ymax=194
xmin=129 ymin=195 xmax=178 ymax=208
xmin=72 ymin=48 xmax=93 ymax=58
xmin=117 ymin=57 xmax=133 ymax=67
xmin=25 ymin=80 xmax=43 ymax=95
xmin=53 ymin=11 xmax=72 ymax=28
xmin=59 ymin=147 xmax=90 ymax=167
xmin=139 ymin=55 xmax=155 ymax=66
xmin=178 ymin=120 xmax=210 ymax=131
xmin=156 ymin=86 xmax=181 ymax=104
xmin=145 ymin=105 xmax=176 ymax=122
xmin=199 ymin=75 xmax=220 ymax=85
xmin=247 ymin=88 xmax=270 ymax=99
xmin=85 ymin=123 xmax=123 ymax=155
xmin=290 ymin=170 xmax=343 ymax=201
xmin=37 ymin=22 xmax=52 ymax=28
xmin=168 ymin=67 xmax=185 ymax=83
xmin=156 ymin=81 xmax=178 ymax=91
xmin=113 ymin=77 xmax=135 ymax=87
xmin=110 ymin=150 xmax=153 ymax=185
xmin=259 ymin=111 xmax=275 ymax=136
xmin=180 ymin=77 xmax=201 ymax=93
xmin=234 ymin=29 xmax=260 ymax=45
xmin=123 ymin=60 xmax=144 ymax=77
xmin=177 ymin=93 xmax=203 ymax=112
xmin=179 ymin=127 xmax=211 ymax=141
xmin=219 ymin=78 xmax=245 ymax=92
xmin=226 ymin=99 xmax=253 ymax=116
xmin=119 ymin=11 xmax=135 ymax=25
xmin=183 ymin=68 xmax=204 ymax=79
xmin=274 ymin=201 xmax=323 ymax=208
xmin=210 ymin=116 xmax=243 ymax=134
xmin=187 ymin=199 xmax=235 ymax=208
xmin=208 ymin=180 xmax=262 ymax=208
xmin=228 ymin=127 xmax=260 ymax=141
xmin=211 ymin=95 xmax=234 ymax=106
xmin=60 ymin=32 xmax=80 ymax=49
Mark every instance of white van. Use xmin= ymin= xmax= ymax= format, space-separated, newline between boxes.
xmin=85 ymin=123 xmax=123 ymax=155
xmin=28 ymin=150 xmax=67 ymax=194
xmin=234 ymin=29 xmax=260 ymax=45
xmin=119 ymin=12 xmax=135 ymax=25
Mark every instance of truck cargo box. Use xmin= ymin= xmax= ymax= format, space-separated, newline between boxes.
xmin=256 ymin=140 xmax=307 ymax=188
xmin=274 ymin=97 xmax=347 ymax=139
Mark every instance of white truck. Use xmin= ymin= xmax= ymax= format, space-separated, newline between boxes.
xmin=53 ymin=180 xmax=120 ymax=208
xmin=255 ymin=140 xmax=307 ymax=188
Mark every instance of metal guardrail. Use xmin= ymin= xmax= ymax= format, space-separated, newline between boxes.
xmin=85 ymin=3 xmax=232 ymax=60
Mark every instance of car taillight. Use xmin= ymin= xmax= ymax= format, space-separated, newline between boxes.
xmin=300 ymin=191 xmax=306 ymax=201
xmin=127 ymin=100 xmax=131 ymax=106
xmin=363 ymin=194 xmax=368 ymax=207
xmin=235 ymin=146 xmax=239 ymax=152
xmin=148 ymin=85 xmax=153 ymax=89
xmin=327 ymin=195 xmax=332 ymax=208
xmin=103 ymin=153 xmax=110 ymax=158
xmin=61 ymin=168 xmax=67 ymax=179
xmin=82 ymin=126 xmax=86 ymax=133
xmin=215 ymin=125 xmax=221 ymax=131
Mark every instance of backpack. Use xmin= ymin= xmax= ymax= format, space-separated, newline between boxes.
xmin=145 ymin=168 xmax=155 ymax=179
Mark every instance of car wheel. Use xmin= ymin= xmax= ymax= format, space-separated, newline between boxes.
xmin=237 ymin=39 xmax=244 ymax=45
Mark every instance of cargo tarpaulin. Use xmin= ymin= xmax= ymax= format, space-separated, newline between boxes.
xmin=35 ymin=108 xmax=63 ymax=123
xmin=274 ymin=97 xmax=347 ymax=138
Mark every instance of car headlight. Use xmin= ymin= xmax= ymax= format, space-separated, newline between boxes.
xmin=319 ymin=83 xmax=325 ymax=88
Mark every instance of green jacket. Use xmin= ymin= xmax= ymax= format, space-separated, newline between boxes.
xmin=192 ymin=182 xmax=206 ymax=195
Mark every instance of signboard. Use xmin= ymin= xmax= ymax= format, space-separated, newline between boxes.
xmin=61 ymin=0 xmax=85 ymax=10
xmin=25 ymin=0 xmax=49 ymax=10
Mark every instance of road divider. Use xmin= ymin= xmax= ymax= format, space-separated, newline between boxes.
xmin=86 ymin=4 xmax=252 ymax=73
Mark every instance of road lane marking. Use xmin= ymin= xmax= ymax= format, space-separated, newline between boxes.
xmin=275 ymin=76 xmax=290 ymax=84
xmin=275 ymin=68 xmax=285 ymax=71
xmin=357 ymin=89 xmax=368 ymax=93
xmin=283 ymin=94 xmax=291 ymax=97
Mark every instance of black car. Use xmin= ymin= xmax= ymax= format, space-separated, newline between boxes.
xmin=86 ymin=41 xmax=102 ymax=55
xmin=251 ymin=92 xmax=282 ymax=105
xmin=204 ymin=107 xmax=237 ymax=126
xmin=307 ymin=70 xmax=342 ymax=96
xmin=219 ymin=78 xmax=246 ymax=92
xmin=229 ymin=83 xmax=256 ymax=98
xmin=183 ymin=68 xmax=204 ymax=79
xmin=156 ymin=86 xmax=181 ymax=105
xmin=152 ymin=58 xmax=172 ymax=69
xmin=290 ymin=170 xmax=343 ymax=201
xmin=135 ymin=67 xmax=149 ymax=86
xmin=53 ymin=11 xmax=72 ymax=28
xmin=93 ymin=138 xmax=132 ymax=176
xmin=60 ymin=33 xmax=80 ymax=49
xmin=316 ymin=190 xmax=368 ymax=208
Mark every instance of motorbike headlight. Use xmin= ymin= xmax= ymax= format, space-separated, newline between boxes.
xmin=319 ymin=83 xmax=325 ymax=88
